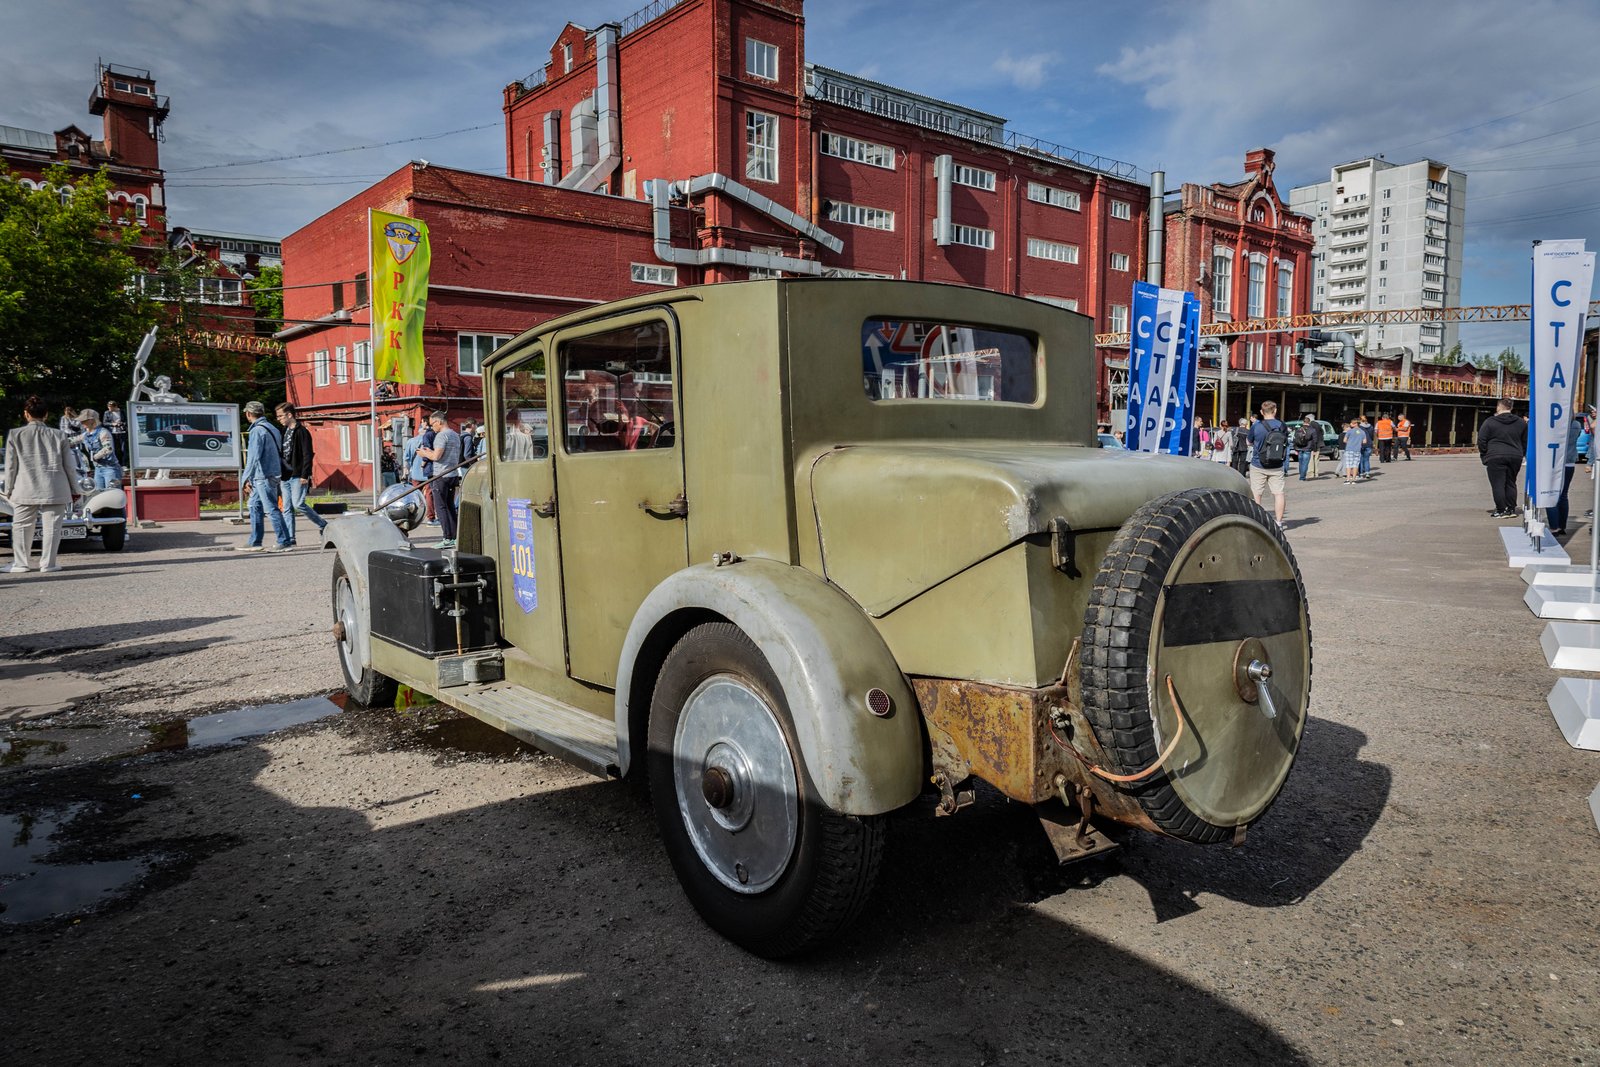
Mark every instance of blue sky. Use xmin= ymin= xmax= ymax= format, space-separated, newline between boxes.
xmin=5 ymin=0 xmax=1599 ymax=354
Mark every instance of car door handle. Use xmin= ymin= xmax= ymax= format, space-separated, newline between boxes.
xmin=638 ymin=494 xmax=688 ymax=518
xmin=531 ymin=496 xmax=557 ymax=518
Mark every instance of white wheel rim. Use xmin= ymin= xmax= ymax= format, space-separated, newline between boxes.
xmin=673 ymin=675 xmax=799 ymax=894
xmin=335 ymin=575 xmax=362 ymax=684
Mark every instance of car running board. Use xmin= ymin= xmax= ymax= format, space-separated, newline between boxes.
xmin=447 ymin=683 xmax=621 ymax=779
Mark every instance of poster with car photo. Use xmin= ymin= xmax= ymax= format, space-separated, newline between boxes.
xmin=130 ymin=402 xmax=241 ymax=471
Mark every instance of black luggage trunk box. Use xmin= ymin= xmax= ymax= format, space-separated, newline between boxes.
xmin=369 ymin=548 xmax=500 ymax=657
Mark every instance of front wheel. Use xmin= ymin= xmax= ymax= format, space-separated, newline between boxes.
xmin=332 ymin=555 xmax=396 ymax=706
xmin=100 ymin=522 xmax=126 ymax=552
xmin=648 ymin=622 xmax=883 ymax=957
xmin=204 ymin=437 xmax=222 ymax=451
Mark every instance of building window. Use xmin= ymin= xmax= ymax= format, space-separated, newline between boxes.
xmin=949 ymin=224 xmax=994 ymax=249
xmin=1247 ymin=257 xmax=1266 ymax=318
xmin=1027 ymin=182 xmax=1080 ymax=210
xmin=458 ymin=333 xmax=510 ymax=377
xmin=1211 ymin=247 xmax=1233 ymax=320
xmin=357 ymin=422 xmax=372 ymax=464
xmin=1276 ymin=262 xmax=1293 ymax=315
xmin=132 ymin=195 xmax=147 ymax=221
xmin=1026 ymin=237 xmax=1078 ymax=263
xmin=1108 ymin=304 xmax=1128 ymax=333
xmin=314 ymin=349 xmax=329 ymax=388
xmin=826 ymin=200 xmax=895 ymax=231
xmin=333 ymin=345 xmax=349 ymax=384
xmin=354 ymin=341 xmax=372 ymax=382
xmin=1109 ymin=200 xmax=1132 ymax=220
xmin=745 ymin=39 xmax=778 ymax=81
xmin=1247 ymin=341 xmax=1265 ymax=371
xmin=338 ymin=424 xmax=351 ymax=462
xmin=355 ymin=272 xmax=369 ymax=307
xmin=952 ymin=164 xmax=995 ymax=191
xmin=745 ymin=111 xmax=778 ymax=183
xmin=1109 ymin=252 xmax=1130 ymax=272
xmin=820 ymin=132 xmax=894 ymax=169
xmin=563 ymin=43 xmax=573 ymax=72
xmin=1027 ymin=294 xmax=1078 ymax=311
xmin=631 ymin=262 xmax=678 ymax=286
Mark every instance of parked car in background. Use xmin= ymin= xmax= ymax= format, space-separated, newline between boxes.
xmin=1288 ymin=419 xmax=1340 ymax=461
xmin=1096 ymin=432 xmax=1125 ymax=449
xmin=0 ymin=438 xmax=127 ymax=551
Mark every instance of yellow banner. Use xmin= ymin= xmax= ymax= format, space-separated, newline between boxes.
xmin=370 ymin=210 xmax=431 ymax=384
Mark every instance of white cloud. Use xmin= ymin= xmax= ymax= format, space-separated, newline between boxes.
xmin=994 ymin=51 xmax=1056 ymax=92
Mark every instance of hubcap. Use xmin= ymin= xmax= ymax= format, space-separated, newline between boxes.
xmin=673 ymin=676 xmax=799 ymax=895
xmin=335 ymin=576 xmax=361 ymax=681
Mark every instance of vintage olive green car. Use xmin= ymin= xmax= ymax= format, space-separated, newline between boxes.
xmin=326 ymin=279 xmax=1311 ymax=957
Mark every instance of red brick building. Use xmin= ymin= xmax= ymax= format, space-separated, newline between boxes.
xmin=283 ymin=0 xmax=1153 ymax=490
xmin=1 ymin=62 xmax=170 ymax=251
xmin=1160 ymin=148 xmax=1315 ymax=424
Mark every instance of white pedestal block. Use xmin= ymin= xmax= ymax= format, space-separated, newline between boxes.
xmin=1540 ymin=622 xmax=1600 ymax=671
xmin=1590 ymin=782 xmax=1600 ymax=835
xmin=1501 ymin=526 xmax=1570 ymax=567
xmin=1521 ymin=563 xmax=1600 ymax=587
xmin=1525 ymin=583 xmax=1600 ymax=620
xmin=1547 ymin=677 xmax=1600 ymax=750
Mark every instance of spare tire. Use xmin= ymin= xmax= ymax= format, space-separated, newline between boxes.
xmin=1080 ymin=487 xmax=1310 ymax=844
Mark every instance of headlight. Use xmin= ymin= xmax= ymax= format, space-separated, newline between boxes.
xmin=376 ymin=482 xmax=425 ymax=532
xmin=77 ymin=477 xmax=95 ymax=493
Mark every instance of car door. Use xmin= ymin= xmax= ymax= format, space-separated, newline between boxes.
xmin=488 ymin=344 xmax=566 ymax=676
xmin=552 ymin=311 xmax=688 ymax=688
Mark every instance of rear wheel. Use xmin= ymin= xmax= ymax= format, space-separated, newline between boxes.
xmin=1080 ymin=488 xmax=1311 ymax=843
xmin=648 ymin=622 xmax=882 ymax=957
xmin=204 ymin=437 xmax=222 ymax=451
xmin=332 ymin=556 xmax=396 ymax=706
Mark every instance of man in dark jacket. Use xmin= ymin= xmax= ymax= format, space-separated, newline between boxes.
xmin=276 ymin=403 xmax=328 ymax=544
xmin=1477 ymin=399 xmax=1527 ymax=518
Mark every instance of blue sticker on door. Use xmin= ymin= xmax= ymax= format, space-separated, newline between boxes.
xmin=507 ymin=498 xmax=537 ymax=613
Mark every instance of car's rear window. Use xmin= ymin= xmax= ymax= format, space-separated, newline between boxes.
xmin=861 ymin=318 xmax=1038 ymax=402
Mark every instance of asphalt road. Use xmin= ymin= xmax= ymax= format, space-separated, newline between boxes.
xmin=1 ymin=455 xmax=1597 ymax=1065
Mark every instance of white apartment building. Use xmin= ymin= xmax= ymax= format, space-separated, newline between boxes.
xmin=1289 ymin=157 xmax=1466 ymax=359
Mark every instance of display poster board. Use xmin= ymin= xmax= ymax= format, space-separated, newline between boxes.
xmin=130 ymin=401 xmax=242 ymax=471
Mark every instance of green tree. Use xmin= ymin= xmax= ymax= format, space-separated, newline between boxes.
xmin=1443 ymin=341 xmax=1465 ymax=365
xmin=246 ymin=266 xmax=287 ymax=411
xmin=1493 ymin=346 xmax=1528 ymax=375
xmin=144 ymin=252 xmax=285 ymax=412
xmin=0 ymin=164 xmax=156 ymax=423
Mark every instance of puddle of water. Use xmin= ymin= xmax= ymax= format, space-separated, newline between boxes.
xmin=180 ymin=696 xmax=343 ymax=748
xmin=1 ymin=738 xmax=69 ymax=767
xmin=0 ymin=806 xmax=154 ymax=924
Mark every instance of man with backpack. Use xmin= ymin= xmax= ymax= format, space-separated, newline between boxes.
xmin=1248 ymin=400 xmax=1290 ymax=527
xmin=1294 ymin=414 xmax=1321 ymax=481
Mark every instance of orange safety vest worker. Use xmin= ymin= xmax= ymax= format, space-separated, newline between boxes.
xmin=1396 ymin=418 xmax=1412 ymax=439
xmin=1375 ymin=418 xmax=1395 ymax=440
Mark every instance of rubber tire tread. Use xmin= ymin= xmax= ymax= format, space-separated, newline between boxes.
xmin=648 ymin=622 xmax=883 ymax=958
xmin=331 ymin=556 xmax=398 ymax=707
xmin=100 ymin=522 xmax=126 ymax=552
xmin=1079 ymin=487 xmax=1311 ymax=844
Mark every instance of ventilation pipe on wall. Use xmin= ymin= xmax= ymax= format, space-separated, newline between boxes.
xmin=541 ymin=111 xmax=562 ymax=185
xmin=646 ymin=174 xmax=843 ymax=275
xmin=559 ymin=23 xmax=621 ymax=192
xmin=1146 ymin=169 xmax=1164 ymax=284
xmin=562 ymin=96 xmax=598 ymax=185
xmin=933 ymin=154 xmax=953 ymax=246
xmin=1301 ymin=330 xmax=1359 ymax=379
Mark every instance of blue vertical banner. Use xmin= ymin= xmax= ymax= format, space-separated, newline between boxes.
xmin=506 ymin=498 xmax=538 ymax=613
xmin=1125 ymin=281 xmax=1202 ymax=455
xmin=1527 ymin=240 xmax=1595 ymax=507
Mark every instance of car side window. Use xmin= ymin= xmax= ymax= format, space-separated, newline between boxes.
xmin=496 ymin=350 xmax=549 ymax=462
xmin=560 ymin=320 xmax=676 ymax=454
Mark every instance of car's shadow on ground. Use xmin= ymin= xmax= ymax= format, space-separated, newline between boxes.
xmin=0 ymin=710 xmax=1320 ymax=1064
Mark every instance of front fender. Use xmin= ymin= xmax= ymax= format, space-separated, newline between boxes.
xmin=321 ymin=512 xmax=408 ymax=672
xmin=615 ymin=559 xmax=923 ymax=817
xmin=87 ymin=487 xmax=126 ymax=514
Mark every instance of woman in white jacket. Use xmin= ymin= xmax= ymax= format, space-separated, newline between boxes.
xmin=5 ymin=396 xmax=81 ymax=573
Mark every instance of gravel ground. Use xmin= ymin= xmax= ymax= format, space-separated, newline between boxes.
xmin=1 ymin=456 xmax=1597 ymax=1066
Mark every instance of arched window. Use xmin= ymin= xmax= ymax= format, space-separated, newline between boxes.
xmin=132 ymin=194 xmax=147 ymax=221
xmin=19 ymin=179 xmax=36 ymax=190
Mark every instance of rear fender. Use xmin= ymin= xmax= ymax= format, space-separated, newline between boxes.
xmin=615 ymin=559 xmax=923 ymax=816
xmin=322 ymin=512 xmax=408 ymax=671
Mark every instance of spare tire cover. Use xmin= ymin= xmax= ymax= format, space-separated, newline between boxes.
xmin=1080 ymin=487 xmax=1311 ymax=843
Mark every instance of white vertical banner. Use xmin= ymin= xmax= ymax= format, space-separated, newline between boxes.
xmin=1529 ymin=240 xmax=1595 ymax=507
